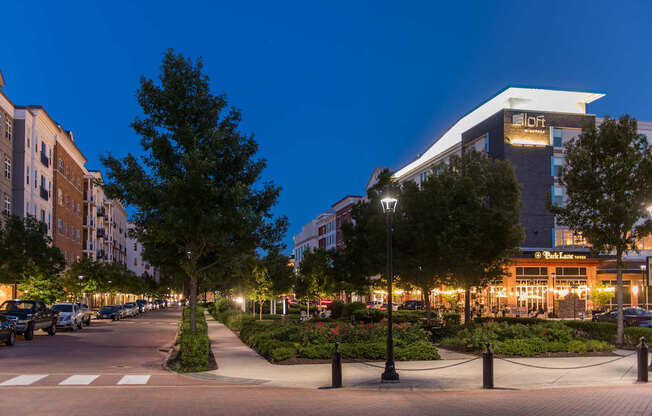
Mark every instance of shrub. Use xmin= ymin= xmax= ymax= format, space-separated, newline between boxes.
xmin=624 ymin=327 xmax=652 ymax=346
xmin=179 ymin=306 xmax=210 ymax=372
xmin=395 ymin=341 xmax=440 ymax=360
xmin=328 ymin=300 xmax=346 ymax=319
xmin=443 ymin=312 xmax=461 ymax=327
xmin=563 ymin=320 xmax=616 ymax=343
xmin=270 ymin=346 xmax=297 ymax=362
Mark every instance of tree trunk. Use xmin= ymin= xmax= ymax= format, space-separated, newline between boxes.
xmin=423 ymin=286 xmax=432 ymax=326
xmin=307 ymin=301 xmax=309 ymax=316
xmin=259 ymin=301 xmax=263 ymax=321
xmin=616 ymin=247 xmax=624 ymax=345
xmin=189 ymin=275 xmax=198 ymax=332
xmin=464 ymin=286 xmax=471 ymax=326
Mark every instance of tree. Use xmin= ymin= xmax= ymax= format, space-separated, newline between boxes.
xmin=589 ymin=283 xmax=614 ymax=311
xmin=101 ymin=50 xmax=287 ymax=331
xmin=549 ymin=116 xmax=652 ymax=344
xmin=18 ymin=273 xmax=65 ymax=304
xmin=0 ymin=214 xmax=65 ymax=285
xmin=444 ymin=150 xmax=523 ymax=325
xmin=248 ymin=263 xmax=272 ymax=320
xmin=295 ymin=249 xmax=332 ymax=315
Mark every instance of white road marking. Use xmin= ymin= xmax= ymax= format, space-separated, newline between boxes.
xmin=0 ymin=374 xmax=48 ymax=386
xmin=59 ymin=375 xmax=99 ymax=385
xmin=117 ymin=375 xmax=150 ymax=385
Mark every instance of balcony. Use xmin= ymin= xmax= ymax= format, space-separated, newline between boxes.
xmin=41 ymin=223 xmax=48 ymax=235
xmin=39 ymin=187 xmax=49 ymax=201
xmin=83 ymin=217 xmax=95 ymax=228
xmin=83 ymin=242 xmax=94 ymax=252
xmin=97 ymin=208 xmax=105 ymax=217
xmin=83 ymin=192 xmax=95 ymax=204
xmin=97 ymin=228 xmax=106 ymax=239
xmin=96 ymin=250 xmax=105 ymax=260
xmin=40 ymin=152 xmax=49 ymax=168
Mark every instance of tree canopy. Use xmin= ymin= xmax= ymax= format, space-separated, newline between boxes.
xmin=101 ymin=50 xmax=287 ymax=330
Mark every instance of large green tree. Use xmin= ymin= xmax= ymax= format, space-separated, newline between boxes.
xmin=0 ymin=214 xmax=65 ymax=288
xmin=102 ymin=50 xmax=286 ymax=330
xmin=443 ymin=151 xmax=523 ymax=324
xmin=295 ymin=248 xmax=333 ymax=315
xmin=549 ymin=116 xmax=652 ymax=344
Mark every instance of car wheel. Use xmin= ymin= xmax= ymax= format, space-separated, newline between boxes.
xmin=85 ymin=317 xmax=91 ymax=326
xmin=5 ymin=331 xmax=15 ymax=346
xmin=47 ymin=322 xmax=56 ymax=336
xmin=77 ymin=321 xmax=83 ymax=330
xmin=24 ymin=323 xmax=34 ymax=341
xmin=70 ymin=322 xmax=77 ymax=332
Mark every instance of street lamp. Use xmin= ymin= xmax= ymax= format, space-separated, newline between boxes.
xmin=551 ymin=272 xmax=556 ymax=318
xmin=380 ymin=196 xmax=399 ymax=383
xmin=642 ymin=265 xmax=648 ymax=311
xmin=78 ymin=275 xmax=84 ymax=301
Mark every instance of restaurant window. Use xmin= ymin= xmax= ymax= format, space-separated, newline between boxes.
xmin=552 ymin=156 xmax=563 ymax=177
xmin=515 ymin=267 xmax=549 ymax=313
xmin=601 ymin=280 xmax=634 ymax=307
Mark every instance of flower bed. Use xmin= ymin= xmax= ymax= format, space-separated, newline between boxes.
xmin=168 ymin=306 xmax=214 ymax=372
xmin=440 ymin=320 xmax=614 ymax=356
xmin=211 ymin=303 xmax=440 ymax=363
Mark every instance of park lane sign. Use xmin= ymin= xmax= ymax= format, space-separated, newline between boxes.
xmin=534 ymin=251 xmax=587 ymax=260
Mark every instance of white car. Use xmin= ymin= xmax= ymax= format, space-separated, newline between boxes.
xmin=52 ymin=303 xmax=84 ymax=331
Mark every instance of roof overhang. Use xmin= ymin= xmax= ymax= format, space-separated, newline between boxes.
xmin=393 ymin=85 xmax=605 ymax=180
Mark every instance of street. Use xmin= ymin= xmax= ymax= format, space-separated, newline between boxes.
xmin=0 ymin=307 xmax=650 ymax=415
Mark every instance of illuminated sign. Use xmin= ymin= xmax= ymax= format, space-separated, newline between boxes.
xmin=512 ymin=113 xmax=546 ymax=134
xmin=534 ymin=251 xmax=587 ymax=260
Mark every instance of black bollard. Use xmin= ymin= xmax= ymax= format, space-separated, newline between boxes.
xmin=638 ymin=337 xmax=648 ymax=382
xmin=483 ymin=342 xmax=494 ymax=389
xmin=332 ymin=342 xmax=342 ymax=388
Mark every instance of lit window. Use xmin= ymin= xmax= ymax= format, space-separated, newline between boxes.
xmin=553 ymin=186 xmax=564 ymax=206
xmin=3 ymin=196 xmax=10 ymax=215
xmin=552 ymin=128 xmax=563 ymax=147
xmin=3 ymin=157 xmax=10 ymax=179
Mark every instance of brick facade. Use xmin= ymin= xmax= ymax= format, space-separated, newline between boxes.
xmin=53 ymin=135 xmax=84 ymax=264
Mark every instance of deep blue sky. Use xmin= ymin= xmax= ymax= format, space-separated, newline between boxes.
xmin=2 ymin=1 xmax=651 ymax=252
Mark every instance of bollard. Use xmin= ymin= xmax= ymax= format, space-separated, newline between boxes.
xmin=638 ymin=337 xmax=648 ymax=382
xmin=332 ymin=342 xmax=342 ymax=388
xmin=483 ymin=342 xmax=494 ymax=389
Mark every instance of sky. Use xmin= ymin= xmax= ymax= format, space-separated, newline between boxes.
xmin=2 ymin=1 xmax=652 ymax=252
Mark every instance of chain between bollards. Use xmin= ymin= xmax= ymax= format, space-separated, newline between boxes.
xmin=332 ymin=342 xmax=343 ymax=388
xmin=483 ymin=342 xmax=494 ymax=389
xmin=638 ymin=336 xmax=648 ymax=382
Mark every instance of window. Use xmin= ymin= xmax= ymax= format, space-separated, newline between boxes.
xmin=40 ymin=175 xmax=46 ymax=190
xmin=58 ymin=159 xmax=63 ymax=173
xmin=26 ymin=166 xmax=29 ymax=184
xmin=552 ymin=157 xmax=563 ymax=177
xmin=5 ymin=120 xmax=12 ymax=140
xmin=58 ymin=189 xmax=63 ymax=206
xmin=34 ymin=170 xmax=37 ymax=188
xmin=58 ymin=218 xmax=63 ymax=234
xmin=77 ymin=230 xmax=80 ymax=241
xmin=134 ymin=258 xmax=138 ymax=266
xmin=26 ymin=202 xmax=29 ymax=213
xmin=66 ymin=195 xmax=70 ymax=208
xmin=552 ymin=128 xmax=563 ymax=147
xmin=552 ymin=186 xmax=564 ymax=206
xmin=66 ymin=166 xmax=70 ymax=178
xmin=3 ymin=196 xmax=10 ymax=215
xmin=3 ymin=157 xmax=10 ymax=179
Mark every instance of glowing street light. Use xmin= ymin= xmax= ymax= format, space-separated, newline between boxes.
xmin=380 ymin=195 xmax=399 ymax=383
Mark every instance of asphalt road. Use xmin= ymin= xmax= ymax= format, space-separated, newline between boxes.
xmin=2 ymin=307 xmax=652 ymax=416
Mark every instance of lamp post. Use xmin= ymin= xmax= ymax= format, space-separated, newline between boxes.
xmin=380 ymin=196 xmax=399 ymax=383
xmin=641 ymin=265 xmax=648 ymax=311
xmin=78 ymin=275 xmax=84 ymax=302
xmin=551 ymin=272 xmax=556 ymax=318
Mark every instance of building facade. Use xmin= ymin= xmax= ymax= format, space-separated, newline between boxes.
xmin=126 ymin=223 xmax=159 ymax=281
xmin=293 ymin=219 xmax=318 ymax=271
xmin=53 ymin=130 xmax=86 ymax=264
xmin=392 ymin=86 xmax=652 ymax=317
xmin=0 ymin=72 xmax=13 ymax=222
xmin=316 ymin=210 xmax=336 ymax=250
xmin=331 ymin=195 xmax=362 ymax=249
xmin=12 ymin=106 xmax=56 ymax=237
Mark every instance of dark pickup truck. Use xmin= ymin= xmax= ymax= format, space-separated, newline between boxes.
xmin=0 ymin=300 xmax=58 ymax=340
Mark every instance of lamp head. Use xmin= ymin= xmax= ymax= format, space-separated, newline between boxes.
xmin=380 ymin=197 xmax=398 ymax=214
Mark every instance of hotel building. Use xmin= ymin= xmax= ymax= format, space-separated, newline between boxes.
xmin=392 ymin=86 xmax=652 ymax=317
xmin=0 ymin=71 xmax=13 ymax=223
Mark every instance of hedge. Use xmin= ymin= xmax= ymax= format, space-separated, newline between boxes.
xmin=179 ymin=306 xmax=211 ymax=372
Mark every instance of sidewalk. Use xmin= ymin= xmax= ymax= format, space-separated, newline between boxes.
xmin=196 ymin=313 xmax=645 ymax=391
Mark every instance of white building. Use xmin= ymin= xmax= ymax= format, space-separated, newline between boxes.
xmin=12 ymin=106 xmax=57 ymax=237
xmin=316 ymin=210 xmax=336 ymax=250
xmin=293 ymin=219 xmax=318 ymax=271
xmin=126 ymin=222 xmax=159 ymax=281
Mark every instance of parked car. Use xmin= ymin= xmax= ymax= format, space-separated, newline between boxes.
xmin=96 ymin=305 xmax=121 ymax=321
xmin=122 ymin=303 xmax=138 ymax=318
xmin=366 ymin=301 xmax=382 ymax=309
xmin=135 ymin=300 xmax=148 ymax=313
xmin=0 ymin=315 xmax=16 ymax=346
xmin=52 ymin=303 xmax=84 ymax=331
xmin=75 ymin=302 xmax=92 ymax=326
xmin=592 ymin=307 xmax=652 ymax=327
xmin=0 ymin=300 xmax=58 ymax=339
xmin=398 ymin=300 xmax=424 ymax=310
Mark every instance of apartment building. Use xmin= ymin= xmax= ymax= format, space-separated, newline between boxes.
xmin=53 ymin=130 xmax=86 ymax=264
xmin=0 ymin=71 xmax=13 ymax=222
xmin=12 ymin=106 xmax=56 ymax=237
xmin=316 ymin=210 xmax=336 ymax=250
xmin=126 ymin=222 xmax=159 ymax=281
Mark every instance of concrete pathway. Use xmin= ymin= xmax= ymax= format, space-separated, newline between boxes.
xmin=199 ymin=313 xmax=645 ymax=391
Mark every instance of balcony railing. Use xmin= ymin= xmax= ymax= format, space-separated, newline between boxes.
xmin=97 ymin=228 xmax=106 ymax=238
xmin=39 ymin=186 xmax=49 ymax=201
xmin=40 ymin=152 xmax=49 ymax=168
xmin=97 ymin=208 xmax=105 ymax=217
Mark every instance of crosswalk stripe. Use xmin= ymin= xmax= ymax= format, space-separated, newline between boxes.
xmin=0 ymin=375 xmax=48 ymax=386
xmin=117 ymin=375 xmax=150 ymax=385
xmin=59 ymin=375 xmax=99 ymax=385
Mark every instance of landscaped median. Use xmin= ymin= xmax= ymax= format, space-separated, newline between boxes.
xmin=211 ymin=300 xmax=439 ymax=363
xmin=168 ymin=306 xmax=215 ymax=372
